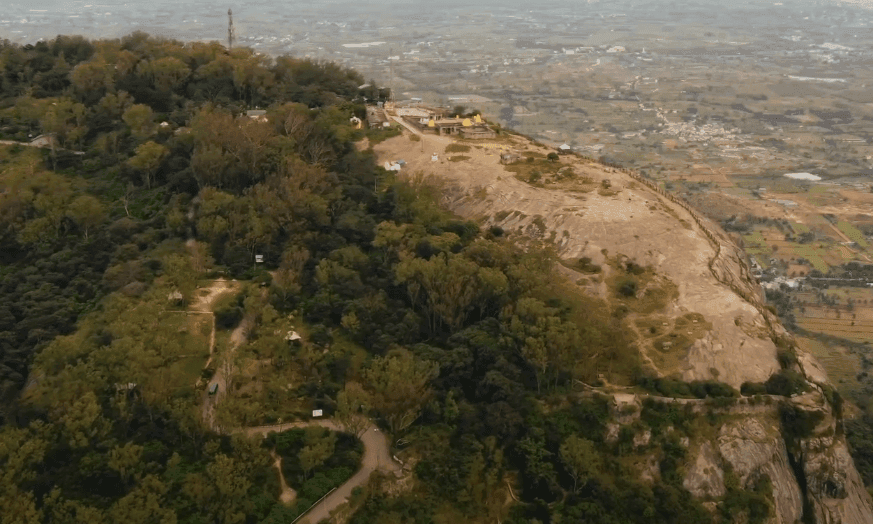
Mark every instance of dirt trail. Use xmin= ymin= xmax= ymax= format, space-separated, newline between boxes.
xmin=0 ymin=139 xmax=84 ymax=154
xmin=202 ymin=315 xmax=251 ymax=430
xmin=192 ymin=278 xmax=239 ymax=369
xmin=192 ymin=278 xmax=236 ymax=312
xmin=191 ymin=278 xmax=401 ymax=521
xmin=372 ymin=131 xmax=781 ymax=388
xmin=624 ymin=313 xmax=660 ymax=371
xmin=270 ymin=450 xmax=297 ymax=505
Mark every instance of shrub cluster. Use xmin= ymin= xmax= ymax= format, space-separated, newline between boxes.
xmin=636 ymin=375 xmax=738 ymax=399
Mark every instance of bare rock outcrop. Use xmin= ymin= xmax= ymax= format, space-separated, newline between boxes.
xmin=790 ymin=399 xmax=873 ymax=524
xmin=683 ymin=442 xmax=726 ymax=499
xmin=371 ymin=132 xmax=873 ymax=524
xmin=717 ymin=417 xmax=804 ymax=524
xmin=804 ymin=438 xmax=873 ymax=524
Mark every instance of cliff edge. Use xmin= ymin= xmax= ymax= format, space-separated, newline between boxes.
xmin=371 ymin=127 xmax=873 ymax=523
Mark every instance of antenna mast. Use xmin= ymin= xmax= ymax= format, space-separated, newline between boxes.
xmin=389 ymin=48 xmax=395 ymax=106
xmin=227 ymin=8 xmax=235 ymax=51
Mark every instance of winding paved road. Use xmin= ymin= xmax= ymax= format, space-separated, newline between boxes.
xmin=244 ymin=420 xmax=401 ymax=523
xmin=195 ymin=283 xmax=401 ymax=523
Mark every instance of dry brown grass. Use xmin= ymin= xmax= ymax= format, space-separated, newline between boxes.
xmin=445 ymin=143 xmax=471 ymax=153
xmin=648 ymin=313 xmax=711 ymax=374
xmin=606 ymin=268 xmax=679 ymax=316
xmin=598 ymin=187 xmax=622 ymax=197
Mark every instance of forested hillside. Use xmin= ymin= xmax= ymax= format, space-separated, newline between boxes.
xmin=0 ymin=33 xmax=783 ymax=523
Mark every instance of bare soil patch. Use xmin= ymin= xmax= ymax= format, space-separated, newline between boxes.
xmin=373 ymin=130 xmax=780 ymax=387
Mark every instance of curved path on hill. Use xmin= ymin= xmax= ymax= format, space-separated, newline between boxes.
xmin=193 ymin=278 xmax=400 ymax=522
xmin=243 ymin=420 xmax=401 ymax=524
xmin=0 ymin=139 xmax=84 ymax=154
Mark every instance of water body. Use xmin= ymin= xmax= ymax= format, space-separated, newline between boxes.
xmin=787 ymin=75 xmax=848 ymax=83
xmin=342 ymin=42 xmax=386 ymax=48
xmin=784 ymin=172 xmax=822 ymax=180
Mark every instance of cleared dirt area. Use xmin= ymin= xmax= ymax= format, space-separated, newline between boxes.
xmin=270 ymin=450 xmax=297 ymax=505
xmin=373 ymin=131 xmax=781 ymax=387
xmin=192 ymin=278 xmax=238 ymax=312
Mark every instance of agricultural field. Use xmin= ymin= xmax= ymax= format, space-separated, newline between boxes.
xmin=799 ymin=287 xmax=873 ymax=300
xmin=795 ymin=336 xmax=865 ymax=397
xmin=791 ymin=222 xmax=810 ymax=234
xmin=838 ymin=245 xmax=855 ymax=260
xmin=742 ymin=226 xmax=832 ymax=272
xmin=737 ymin=218 xmax=872 ymax=273
xmin=796 ymin=316 xmax=873 ymax=344
xmin=793 ymin=245 xmax=830 ymax=272
xmin=838 ymin=221 xmax=870 ymax=249
xmin=742 ymin=231 xmax=767 ymax=247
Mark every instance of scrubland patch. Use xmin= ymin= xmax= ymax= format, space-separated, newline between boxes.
xmin=445 ymin=143 xmax=471 ymax=153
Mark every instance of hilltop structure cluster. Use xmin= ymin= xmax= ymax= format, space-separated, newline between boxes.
xmin=394 ymin=105 xmax=496 ymax=139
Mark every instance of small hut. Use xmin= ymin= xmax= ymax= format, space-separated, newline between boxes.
xmin=167 ymin=290 xmax=184 ymax=306
xmin=285 ymin=330 xmax=303 ymax=346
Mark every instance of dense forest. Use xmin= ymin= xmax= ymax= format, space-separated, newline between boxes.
xmin=0 ymin=33 xmax=848 ymax=524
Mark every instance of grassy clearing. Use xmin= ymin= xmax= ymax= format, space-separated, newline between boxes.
xmin=445 ymin=143 xmax=471 ymax=153
xmin=448 ymin=155 xmax=471 ymax=162
xmin=149 ymin=311 xmax=213 ymax=388
xmin=212 ymin=330 xmax=232 ymax=361
xmin=158 ymin=312 xmax=211 ymax=357
xmin=648 ymin=313 xmax=711 ymax=374
xmin=172 ymin=354 xmax=210 ymax=388
xmin=791 ymin=222 xmax=811 ymax=234
xmin=504 ymin=157 xmax=562 ymax=182
xmin=605 ymin=260 xmax=679 ymax=316
xmin=634 ymin=316 xmax=670 ymax=337
xmin=538 ymin=276 xmax=640 ymax=385
xmin=366 ymin=126 xmax=402 ymax=145
xmin=231 ymin=316 xmax=372 ymax=424
xmin=743 ymin=231 xmax=767 ymax=246
xmin=191 ymin=313 xmax=213 ymax=338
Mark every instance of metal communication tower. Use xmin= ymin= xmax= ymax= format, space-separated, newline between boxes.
xmin=388 ymin=48 xmax=396 ymax=106
xmin=227 ymin=8 xmax=236 ymax=51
